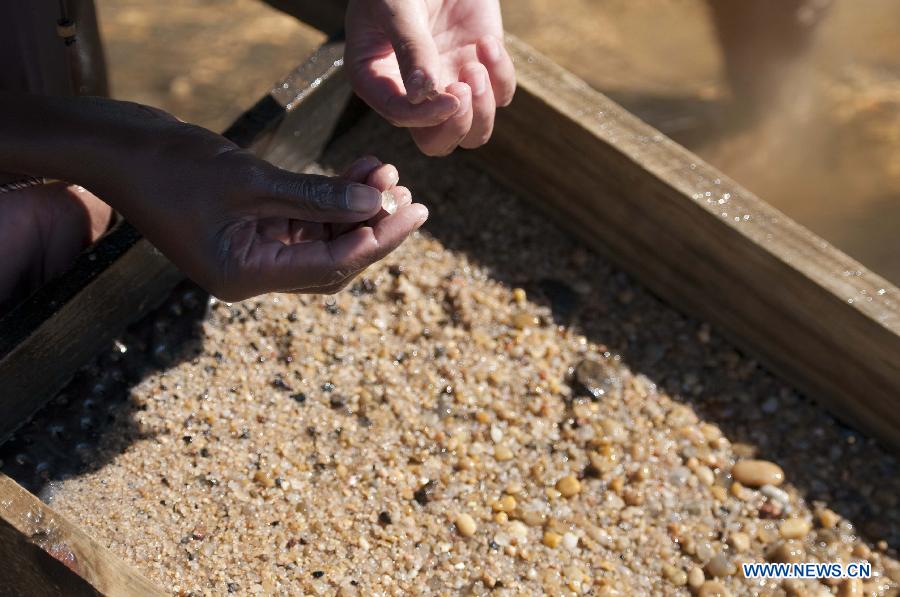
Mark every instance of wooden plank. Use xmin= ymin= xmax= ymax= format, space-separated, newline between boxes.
xmin=0 ymin=38 xmax=353 ymax=443
xmin=244 ymin=39 xmax=352 ymax=172
xmin=0 ymin=227 xmax=179 ymax=446
xmin=474 ymin=36 xmax=900 ymax=450
xmin=0 ymin=474 xmax=164 ymax=597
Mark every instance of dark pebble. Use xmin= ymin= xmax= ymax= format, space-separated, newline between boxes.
xmin=271 ymin=377 xmax=292 ymax=392
xmin=573 ymin=358 xmax=621 ymax=400
xmin=413 ymin=480 xmax=436 ymax=505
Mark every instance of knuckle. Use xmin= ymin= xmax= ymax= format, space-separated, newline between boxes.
xmin=235 ymin=160 xmax=270 ymax=194
xmin=298 ymin=176 xmax=342 ymax=212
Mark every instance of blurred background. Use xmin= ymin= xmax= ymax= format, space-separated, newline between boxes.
xmin=95 ymin=0 xmax=899 ymax=283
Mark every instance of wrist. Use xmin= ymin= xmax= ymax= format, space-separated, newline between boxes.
xmin=0 ymin=93 xmax=169 ymax=206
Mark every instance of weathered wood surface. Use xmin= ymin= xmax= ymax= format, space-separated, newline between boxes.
xmin=0 ymin=474 xmax=164 ymax=597
xmin=475 ymin=37 xmax=900 ymax=450
xmin=238 ymin=38 xmax=352 ymax=173
xmin=0 ymin=38 xmax=352 ymax=445
xmin=0 ymin=226 xmax=179 ymax=446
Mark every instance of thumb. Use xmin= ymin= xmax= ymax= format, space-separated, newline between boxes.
xmin=260 ymin=170 xmax=382 ymax=223
xmin=384 ymin=7 xmax=443 ymax=104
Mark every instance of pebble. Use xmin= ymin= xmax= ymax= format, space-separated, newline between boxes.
xmin=381 ymin=190 xmax=398 ymax=215
xmin=727 ymin=532 xmax=750 ymax=553
xmin=662 ymin=564 xmax=687 ymax=586
xmin=697 ymin=580 xmax=732 ymax=597
xmin=694 ymin=465 xmax=715 ymax=487
xmin=696 ymin=541 xmax=715 ymax=562
xmin=508 ymin=521 xmax=529 ymax=544
xmin=838 ymin=578 xmax=863 ymax=597
xmin=511 ymin=312 xmax=539 ymax=330
xmin=770 ymin=540 xmax=805 ymax=563
xmin=555 ymin=475 xmax=582 ymax=498
xmin=779 ymin=518 xmax=811 ymax=540
xmin=573 ymin=358 xmax=620 ymax=399
xmin=493 ymin=495 xmax=517 ymax=513
xmin=520 ymin=509 xmax=546 ymax=527
xmin=760 ymin=484 xmax=791 ymax=510
xmin=543 ymin=531 xmax=562 ymax=549
xmin=731 ymin=460 xmax=785 ymax=487
xmin=494 ymin=445 xmax=514 ymax=461
xmin=705 ymin=554 xmax=736 ymax=578
xmin=761 ymin=397 xmax=779 ymax=414
xmin=817 ymin=508 xmax=840 ymax=529
xmin=455 ymin=513 xmax=477 ymax=537
xmin=687 ymin=567 xmax=705 ymax=590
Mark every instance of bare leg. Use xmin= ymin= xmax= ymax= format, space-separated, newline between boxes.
xmin=0 ymin=183 xmax=111 ymax=313
xmin=707 ymin=0 xmax=833 ymax=117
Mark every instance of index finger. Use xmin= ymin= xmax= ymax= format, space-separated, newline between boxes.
xmin=350 ymin=65 xmax=461 ymax=128
xmin=260 ymin=203 xmax=429 ymax=294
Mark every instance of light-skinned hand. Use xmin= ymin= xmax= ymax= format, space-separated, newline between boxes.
xmin=346 ymin=0 xmax=516 ymax=156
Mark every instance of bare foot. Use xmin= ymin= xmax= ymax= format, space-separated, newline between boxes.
xmin=0 ymin=182 xmax=112 ymax=314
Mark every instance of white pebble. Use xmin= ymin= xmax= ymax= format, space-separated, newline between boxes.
xmin=761 ymin=484 xmax=791 ymax=512
xmin=508 ymin=521 xmax=529 ymax=544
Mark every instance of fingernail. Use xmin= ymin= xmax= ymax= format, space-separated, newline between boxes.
xmin=436 ymin=95 xmax=461 ymax=117
xmin=346 ymin=184 xmax=381 ymax=213
xmin=407 ymin=69 xmax=434 ymax=104
xmin=483 ymin=36 xmax=501 ymax=62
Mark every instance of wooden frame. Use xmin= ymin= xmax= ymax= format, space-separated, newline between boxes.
xmin=1 ymin=8 xmax=898 ymax=593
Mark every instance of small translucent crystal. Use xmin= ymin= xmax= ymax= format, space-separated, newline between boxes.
xmin=381 ymin=190 xmax=398 ymax=215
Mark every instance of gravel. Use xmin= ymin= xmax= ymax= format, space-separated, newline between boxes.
xmin=2 ymin=115 xmax=898 ymax=595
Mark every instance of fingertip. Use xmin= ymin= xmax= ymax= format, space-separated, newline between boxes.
xmin=346 ymin=183 xmax=383 ymax=216
xmin=446 ymin=82 xmax=473 ymax=115
xmin=391 ymin=186 xmax=413 ymax=207
xmin=460 ymin=62 xmax=490 ymax=97
xmin=367 ymin=164 xmax=400 ymax=191
xmin=410 ymin=202 xmax=429 ymax=225
xmin=477 ymin=35 xmax=517 ymax=107
xmin=383 ymin=92 xmax=461 ymax=128
xmin=405 ymin=68 xmax=438 ymax=105
xmin=477 ymin=35 xmax=503 ymax=64
xmin=343 ymin=155 xmax=382 ymax=182
xmin=432 ymin=92 xmax=462 ymax=117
